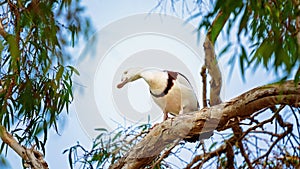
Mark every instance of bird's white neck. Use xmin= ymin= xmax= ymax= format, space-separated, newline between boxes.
xmin=140 ymin=70 xmax=168 ymax=95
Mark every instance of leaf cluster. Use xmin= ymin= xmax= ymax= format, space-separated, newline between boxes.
xmin=0 ymin=0 xmax=92 ymax=157
xmin=64 ymin=124 xmax=150 ymax=169
xmin=198 ymin=0 xmax=300 ymax=81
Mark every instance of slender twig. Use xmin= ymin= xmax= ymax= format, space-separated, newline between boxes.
xmin=225 ymin=140 xmax=234 ymax=169
xmin=151 ymin=138 xmax=181 ymax=169
xmin=289 ymin=106 xmax=300 ymax=140
xmin=252 ymin=115 xmax=293 ymax=165
xmin=0 ymin=16 xmax=7 ymax=38
xmin=249 ymin=130 xmax=281 ymax=137
xmin=200 ymin=65 xmax=208 ymax=107
xmin=233 ymin=125 xmax=254 ymax=169
xmin=239 ymin=105 xmax=285 ymax=140
xmin=0 ymin=0 xmax=8 ymax=6
xmin=185 ymin=136 xmax=237 ymax=169
xmin=0 ymin=80 xmax=4 ymax=94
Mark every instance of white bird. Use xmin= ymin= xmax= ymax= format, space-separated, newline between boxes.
xmin=117 ymin=67 xmax=199 ymax=121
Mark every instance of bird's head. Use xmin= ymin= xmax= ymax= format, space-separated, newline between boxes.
xmin=117 ymin=67 xmax=143 ymax=88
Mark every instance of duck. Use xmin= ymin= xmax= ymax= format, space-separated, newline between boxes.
xmin=117 ymin=67 xmax=199 ymax=120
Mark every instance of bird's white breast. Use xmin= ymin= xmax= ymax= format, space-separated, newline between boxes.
xmin=140 ymin=70 xmax=168 ymax=95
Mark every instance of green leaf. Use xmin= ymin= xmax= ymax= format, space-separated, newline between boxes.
xmin=238 ymin=6 xmax=249 ymax=36
xmin=209 ymin=142 xmax=218 ymax=152
xmin=210 ymin=13 xmax=229 ymax=44
xmin=112 ymin=131 xmax=122 ymax=142
xmin=95 ymin=128 xmax=108 ymax=132
xmin=43 ymin=120 xmax=48 ymax=145
xmin=56 ymin=66 xmax=64 ymax=82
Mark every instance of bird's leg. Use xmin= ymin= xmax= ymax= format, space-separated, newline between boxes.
xmin=164 ymin=110 xmax=176 ymax=127
xmin=150 ymin=111 xmax=168 ymax=130
xmin=179 ymin=106 xmax=184 ymax=115
xmin=163 ymin=111 xmax=168 ymax=121
xmin=149 ymin=111 xmax=168 ymax=130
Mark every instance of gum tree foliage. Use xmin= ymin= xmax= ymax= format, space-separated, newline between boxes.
xmin=198 ymin=0 xmax=300 ymax=81
xmin=0 ymin=0 xmax=91 ymax=167
xmin=66 ymin=0 xmax=300 ymax=169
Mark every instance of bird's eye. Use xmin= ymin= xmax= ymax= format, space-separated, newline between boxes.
xmin=124 ymin=71 xmax=128 ymax=74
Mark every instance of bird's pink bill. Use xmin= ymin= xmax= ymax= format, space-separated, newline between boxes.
xmin=117 ymin=79 xmax=127 ymax=88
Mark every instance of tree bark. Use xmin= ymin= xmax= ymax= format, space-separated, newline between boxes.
xmin=110 ymin=80 xmax=300 ymax=169
xmin=203 ymin=38 xmax=222 ymax=106
xmin=0 ymin=125 xmax=49 ymax=169
xmin=204 ymin=10 xmax=230 ymax=106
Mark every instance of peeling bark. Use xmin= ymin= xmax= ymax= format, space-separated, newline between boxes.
xmin=203 ymin=38 xmax=222 ymax=106
xmin=110 ymin=80 xmax=300 ymax=169
xmin=204 ymin=10 xmax=230 ymax=106
xmin=0 ymin=125 xmax=48 ymax=169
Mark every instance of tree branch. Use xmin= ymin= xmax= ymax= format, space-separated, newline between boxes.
xmin=0 ymin=125 xmax=48 ymax=169
xmin=252 ymin=113 xmax=293 ymax=166
xmin=200 ymin=65 xmax=208 ymax=108
xmin=185 ymin=135 xmax=237 ymax=169
xmin=225 ymin=139 xmax=234 ymax=169
xmin=150 ymin=138 xmax=180 ymax=169
xmin=110 ymin=80 xmax=300 ymax=169
xmin=203 ymin=38 xmax=222 ymax=106
xmin=204 ymin=10 xmax=229 ymax=106
xmin=0 ymin=13 xmax=8 ymax=38
xmin=233 ymin=125 xmax=254 ymax=169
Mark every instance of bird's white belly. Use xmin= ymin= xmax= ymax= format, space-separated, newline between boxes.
xmin=151 ymin=85 xmax=182 ymax=116
xmin=179 ymin=84 xmax=199 ymax=113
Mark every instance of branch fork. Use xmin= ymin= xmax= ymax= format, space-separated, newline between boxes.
xmin=0 ymin=125 xmax=48 ymax=169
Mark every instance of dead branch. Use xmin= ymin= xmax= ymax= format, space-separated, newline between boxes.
xmin=239 ymin=105 xmax=285 ymax=140
xmin=150 ymin=138 xmax=180 ymax=169
xmin=204 ymin=10 xmax=230 ymax=106
xmin=200 ymin=65 xmax=208 ymax=107
xmin=186 ymin=135 xmax=237 ymax=169
xmin=225 ymin=140 xmax=234 ymax=169
xmin=0 ymin=125 xmax=48 ymax=169
xmin=233 ymin=125 xmax=254 ymax=169
xmin=203 ymin=38 xmax=222 ymax=106
xmin=110 ymin=80 xmax=300 ymax=169
xmin=252 ymin=114 xmax=293 ymax=166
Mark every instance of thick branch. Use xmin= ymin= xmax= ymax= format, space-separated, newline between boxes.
xmin=204 ymin=10 xmax=229 ymax=106
xmin=110 ymin=80 xmax=300 ymax=169
xmin=0 ymin=125 xmax=48 ymax=169
xmin=216 ymin=81 xmax=299 ymax=131
xmin=203 ymin=38 xmax=222 ymax=106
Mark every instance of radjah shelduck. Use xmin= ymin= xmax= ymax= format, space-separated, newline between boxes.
xmin=117 ymin=67 xmax=200 ymax=121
